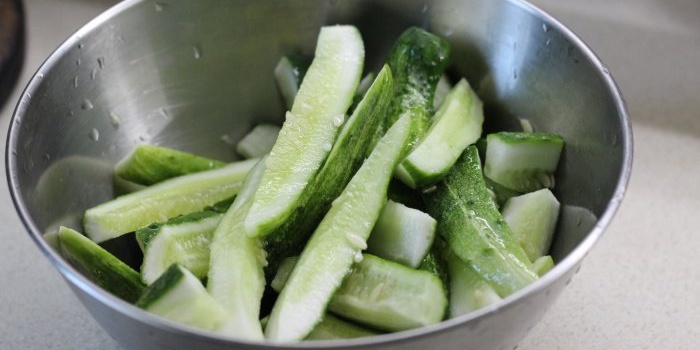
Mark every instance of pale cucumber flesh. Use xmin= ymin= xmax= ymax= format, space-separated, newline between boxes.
xmin=366 ymin=199 xmax=436 ymax=268
xmin=245 ymin=25 xmax=365 ymax=238
xmin=207 ymin=159 xmax=268 ymax=341
xmin=236 ymin=124 xmax=281 ymax=159
xmin=446 ymin=250 xmax=501 ymax=318
xmin=501 ymin=188 xmax=561 ymax=262
xmin=306 ymin=313 xmax=380 ymax=340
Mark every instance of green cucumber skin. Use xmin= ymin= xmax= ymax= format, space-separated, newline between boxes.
xmin=262 ymin=65 xmax=394 ymax=279
xmin=265 ymin=115 xmax=412 ymax=342
xmin=328 ymin=254 xmax=447 ymax=332
xmin=84 ymin=159 xmax=257 ymax=243
xmin=386 ymin=27 xmax=451 ymax=147
xmin=424 ymin=146 xmax=538 ymax=297
xmin=136 ymin=264 xmax=227 ymax=331
xmin=306 ymin=313 xmax=380 ymax=340
xmin=207 ymin=159 xmax=268 ymax=340
xmin=115 ymin=145 xmax=225 ymax=186
xmin=244 ymin=25 xmax=365 ymax=238
xmin=136 ymin=263 xmax=184 ymax=309
xmin=136 ymin=197 xmax=233 ymax=250
xmin=58 ymin=226 xmax=145 ymax=303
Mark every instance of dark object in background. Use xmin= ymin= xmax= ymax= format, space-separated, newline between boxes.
xmin=0 ymin=0 xmax=24 ymax=112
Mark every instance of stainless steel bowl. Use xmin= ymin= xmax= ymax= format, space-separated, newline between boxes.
xmin=6 ymin=0 xmax=632 ymax=349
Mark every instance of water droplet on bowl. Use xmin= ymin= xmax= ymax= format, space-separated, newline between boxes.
xmin=76 ymin=58 xmax=81 ymax=66
xmin=542 ymin=23 xmax=550 ymax=32
xmin=192 ymin=45 xmax=202 ymax=60
xmin=108 ymin=112 xmax=121 ymax=127
xmin=97 ymin=57 xmax=105 ymax=69
xmin=81 ymin=99 xmax=94 ymax=110
xmin=154 ymin=2 xmax=166 ymax=11
xmin=73 ymin=76 xmax=79 ymax=88
xmin=421 ymin=3 xmax=428 ymax=13
xmin=90 ymin=68 xmax=98 ymax=80
xmin=77 ymin=43 xmax=84 ymax=50
xmin=89 ymin=128 xmax=100 ymax=141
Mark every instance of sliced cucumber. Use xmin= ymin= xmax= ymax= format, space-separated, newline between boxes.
xmin=484 ymin=132 xmax=564 ymax=193
xmin=432 ymin=74 xmax=452 ymax=110
xmin=396 ymin=78 xmax=484 ymax=189
xmin=328 ymin=254 xmax=447 ymax=332
xmin=270 ymin=255 xmax=299 ymax=293
xmin=114 ymin=144 xmax=225 ymax=186
xmin=366 ymin=199 xmax=436 ymax=268
xmin=207 ymin=158 xmax=268 ymax=340
xmin=113 ymin=175 xmax=146 ymax=195
xmin=501 ymin=188 xmax=561 ymax=262
xmin=418 ymin=237 xmax=450 ymax=295
xmin=245 ymin=25 xmax=365 ymax=238
xmin=136 ymin=199 xmax=232 ymax=284
xmin=136 ymin=264 xmax=227 ymax=331
xmin=533 ymin=255 xmax=555 ymax=276
xmin=265 ymin=115 xmax=412 ymax=342
xmin=274 ymin=55 xmax=310 ymax=110
xmin=261 ymin=65 xmax=394 ymax=277
xmin=236 ymin=124 xmax=281 ymax=159
xmin=385 ymin=27 xmax=450 ymax=147
xmin=446 ymin=249 xmax=501 ymax=318
xmin=84 ymin=159 xmax=257 ymax=243
xmin=424 ymin=146 xmax=538 ymax=297
xmin=306 ymin=313 xmax=380 ymax=340
xmin=57 ymin=226 xmax=145 ymax=303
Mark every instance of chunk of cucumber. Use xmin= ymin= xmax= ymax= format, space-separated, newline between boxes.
xmin=245 ymin=25 xmax=365 ymax=238
xmin=265 ymin=115 xmax=412 ymax=342
xmin=114 ymin=144 xmax=225 ymax=186
xmin=306 ymin=313 xmax=380 ymax=340
xmin=274 ymin=55 xmax=310 ymax=110
xmin=396 ymin=78 xmax=484 ymax=189
xmin=261 ymin=65 xmax=394 ymax=278
xmin=424 ymin=146 xmax=538 ymax=297
xmin=533 ymin=255 xmax=555 ymax=276
xmin=385 ymin=27 xmax=450 ymax=147
xmin=446 ymin=249 xmax=501 ymax=318
xmin=328 ymin=254 xmax=447 ymax=332
xmin=484 ymin=132 xmax=564 ymax=193
xmin=366 ymin=200 xmax=436 ymax=268
xmin=432 ymin=74 xmax=452 ymax=110
xmin=270 ymin=255 xmax=299 ymax=293
xmin=207 ymin=158 xmax=268 ymax=340
xmin=236 ymin=124 xmax=281 ymax=159
xmin=136 ymin=264 xmax=227 ymax=331
xmin=501 ymin=188 xmax=561 ymax=262
xmin=57 ymin=226 xmax=145 ymax=303
xmin=83 ymin=158 xmax=257 ymax=243
xmin=136 ymin=199 xmax=232 ymax=284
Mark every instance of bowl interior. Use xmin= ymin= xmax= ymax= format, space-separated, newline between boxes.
xmin=7 ymin=0 xmax=631 ymax=347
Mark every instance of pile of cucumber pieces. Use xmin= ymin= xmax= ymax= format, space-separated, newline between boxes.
xmin=56 ymin=25 xmax=564 ymax=342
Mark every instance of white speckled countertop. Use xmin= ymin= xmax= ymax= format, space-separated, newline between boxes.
xmin=1 ymin=0 xmax=698 ymax=349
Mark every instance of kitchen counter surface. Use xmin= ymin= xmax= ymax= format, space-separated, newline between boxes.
xmin=1 ymin=0 xmax=698 ymax=349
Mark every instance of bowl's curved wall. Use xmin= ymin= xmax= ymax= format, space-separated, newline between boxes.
xmin=7 ymin=0 xmax=631 ymax=349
